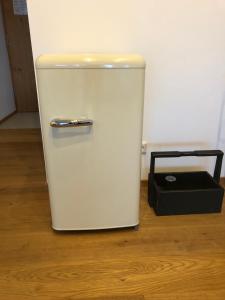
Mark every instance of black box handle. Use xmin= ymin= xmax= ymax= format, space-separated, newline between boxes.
xmin=150 ymin=150 xmax=224 ymax=184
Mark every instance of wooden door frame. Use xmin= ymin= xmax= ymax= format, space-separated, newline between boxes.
xmin=1 ymin=0 xmax=38 ymax=112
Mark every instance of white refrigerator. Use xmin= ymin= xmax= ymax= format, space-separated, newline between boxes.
xmin=36 ymin=54 xmax=145 ymax=230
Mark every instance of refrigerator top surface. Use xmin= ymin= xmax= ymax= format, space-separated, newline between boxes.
xmin=36 ymin=53 xmax=145 ymax=70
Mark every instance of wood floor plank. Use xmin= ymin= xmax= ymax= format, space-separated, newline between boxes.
xmin=0 ymin=129 xmax=225 ymax=300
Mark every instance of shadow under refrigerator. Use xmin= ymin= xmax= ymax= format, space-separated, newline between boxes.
xmin=36 ymin=54 xmax=145 ymax=230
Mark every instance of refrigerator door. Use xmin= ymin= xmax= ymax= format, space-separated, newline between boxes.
xmin=36 ymin=56 xmax=145 ymax=230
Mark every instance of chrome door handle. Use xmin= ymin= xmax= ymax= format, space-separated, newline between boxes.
xmin=50 ymin=118 xmax=93 ymax=128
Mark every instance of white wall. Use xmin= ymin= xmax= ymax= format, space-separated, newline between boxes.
xmin=217 ymin=98 xmax=225 ymax=175
xmin=0 ymin=3 xmax=16 ymax=121
xmin=27 ymin=0 xmax=225 ymax=178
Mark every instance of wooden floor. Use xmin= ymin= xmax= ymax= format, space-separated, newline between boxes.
xmin=0 ymin=129 xmax=225 ymax=300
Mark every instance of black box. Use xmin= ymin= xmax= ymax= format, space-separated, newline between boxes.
xmin=148 ymin=150 xmax=224 ymax=216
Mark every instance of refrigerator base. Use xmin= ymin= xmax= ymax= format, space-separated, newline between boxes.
xmin=52 ymin=223 xmax=139 ymax=231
